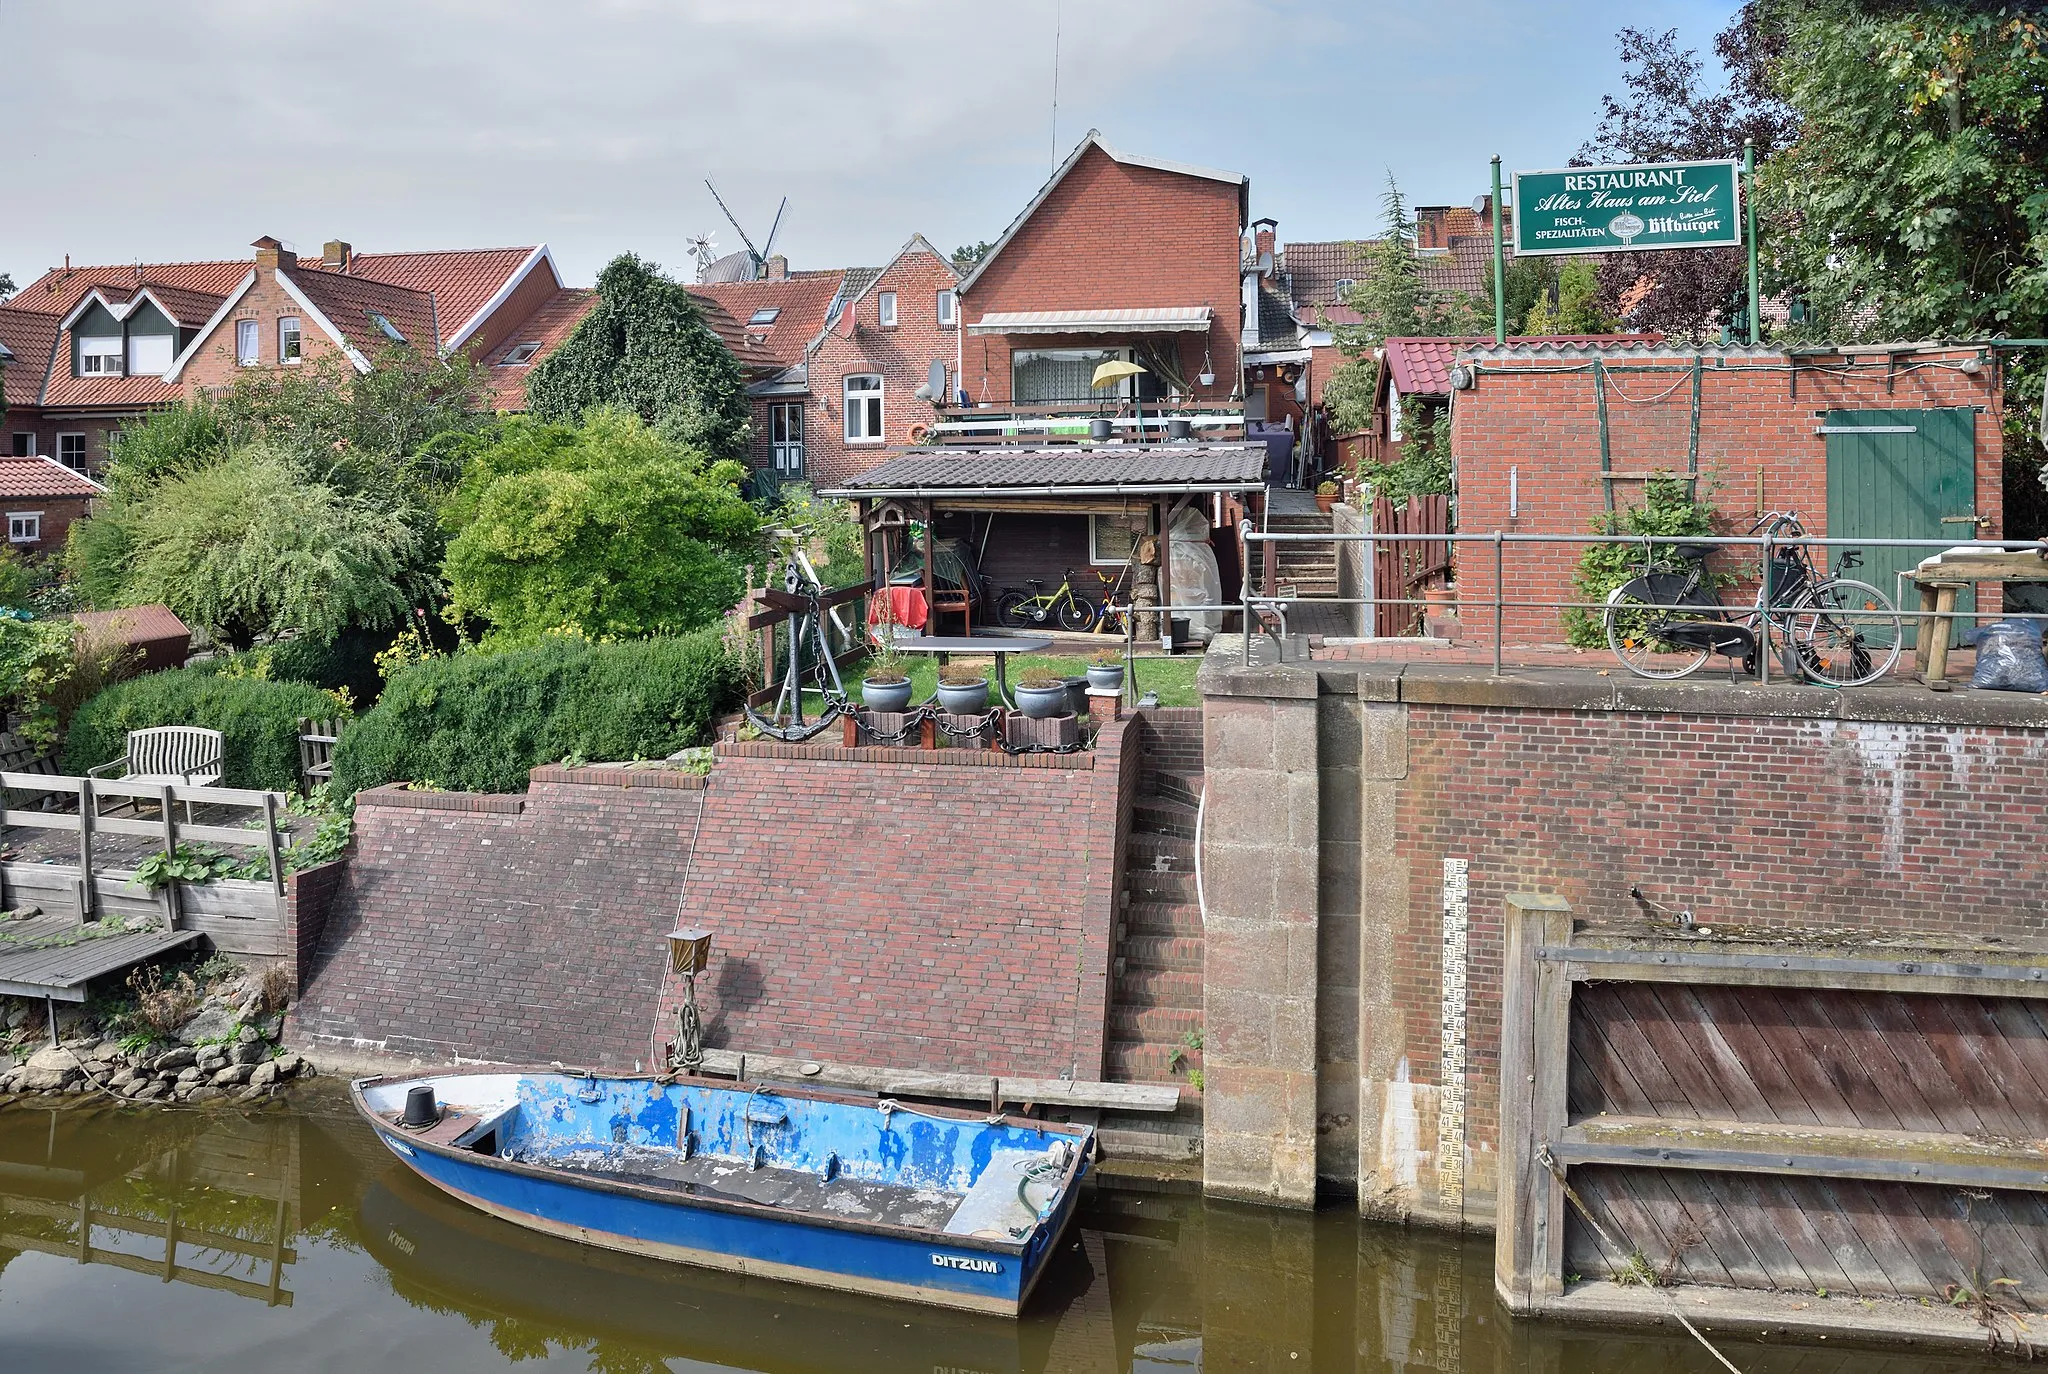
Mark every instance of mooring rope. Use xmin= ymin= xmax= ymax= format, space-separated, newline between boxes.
xmin=1538 ymin=1145 xmax=1745 ymax=1374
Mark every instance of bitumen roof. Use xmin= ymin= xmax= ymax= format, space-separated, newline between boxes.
xmin=821 ymin=444 xmax=1269 ymax=496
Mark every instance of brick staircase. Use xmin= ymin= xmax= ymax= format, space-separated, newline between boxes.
xmin=1108 ymin=757 xmax=1204 ymax=1089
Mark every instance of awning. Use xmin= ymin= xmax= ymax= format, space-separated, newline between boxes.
xmin=966 ymin=307 xmax=1213 ymax=336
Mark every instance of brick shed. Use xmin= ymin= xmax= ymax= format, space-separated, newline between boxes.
xmin=1447 ymin=341 xmax=2007 ymax=644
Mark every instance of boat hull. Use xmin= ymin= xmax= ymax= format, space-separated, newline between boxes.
xmin=355 ymin=1071 xmax=1087 ymax=1317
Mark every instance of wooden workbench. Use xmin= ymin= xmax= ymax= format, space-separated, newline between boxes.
xmin=1911 ymin=548 xmax=2048 ymax=684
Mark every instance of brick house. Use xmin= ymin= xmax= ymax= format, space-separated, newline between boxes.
xmin=953 ymin=131 xmax=1248 ymax=426
xmin=0 ymin=456 xmax=104 ymax=557
xmin=1 ymin=237 xmax=592 ymax=472
xmin=689 ymin=237 xmax=962 ymax=488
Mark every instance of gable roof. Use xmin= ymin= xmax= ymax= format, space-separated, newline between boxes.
xmin=482 ymin=287 xmax=599 ymax=411
xmin=57 ymin=282 xmax=228 ymax=332
xmin=0 ymin=456 xmax=105 ymax=499
xmin=280 ymin=267 xmax=438 ymax=362
xmin=955 ymin=131 xmax=1249 ymax=296
xmin=688 ymin=272 xmax=847 ymax=370
xmin=821 ymin=443 xmax=1269 ymax=498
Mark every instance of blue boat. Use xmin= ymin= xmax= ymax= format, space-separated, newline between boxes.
xmin=352 ymin=1069 xmax=1093 ymax=1317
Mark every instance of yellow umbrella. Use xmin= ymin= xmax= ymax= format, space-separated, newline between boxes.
xmin=1090 ymin=359 xmax=1148 ymax=388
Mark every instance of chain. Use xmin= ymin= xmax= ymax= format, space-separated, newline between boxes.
xmin=837 ymin=703 xmax=1089 ymax=756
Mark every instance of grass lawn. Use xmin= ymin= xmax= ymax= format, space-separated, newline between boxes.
xmin=891 ymin=653 xmax=1202 ymax=707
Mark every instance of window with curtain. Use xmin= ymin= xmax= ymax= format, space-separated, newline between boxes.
xmin=1011 ymin=348 xmax=1125 ymax=405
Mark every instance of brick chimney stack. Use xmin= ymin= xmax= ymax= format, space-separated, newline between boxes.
xmin=322 ymin=239 xmax=353 ymax=272
xmin=1252 ymin=217 xmax=1277 ymax=272
xmin=252 ymin=236 xmax=286 ymax=271
xmin=765 ymin=254 xmax=788 ymax=281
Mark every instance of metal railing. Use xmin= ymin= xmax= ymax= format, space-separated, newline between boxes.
xmin=1223 ymin=524 xmax=2048 ymax=684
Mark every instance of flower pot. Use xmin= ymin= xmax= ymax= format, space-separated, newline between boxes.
xmin=1088 ymin=418 xmax=1114 ymax=441
xmin=1198 ymin=371 xmax=1216 ymax=387
xmin=1315 ymin=492 xmax=1337 ymax=513
xmin=1014 ymin=682 xmax=1069 ymax=720
xmin=934 ymin=678 xmax=989 ymax=714
xmin=1086 ymin=663 xmax=1125 ymax=692
xmin=862 ymin=676 xmax=913 ymax=713
xmin=1166 ymin=417 xmax=1192 ymax=441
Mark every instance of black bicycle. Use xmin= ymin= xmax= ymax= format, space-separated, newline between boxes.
xmin=1603 ymin=511 xmax=1903 ymax=686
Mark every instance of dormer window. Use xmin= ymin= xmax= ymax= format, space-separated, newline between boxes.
xmin=79 ymin=336 xmax=123 ymax=376
xmin=747 ymin=307 xmax=781 ymax=326
xmin=279 ymin=316 xmax=302 ymax=363
xmin=499 ymin=342 xmax=541 ymax=366
xmin=368 ymin=312 xmax=406 ymax=344
xmin=128 ymin=334 xmax=173 ymax=377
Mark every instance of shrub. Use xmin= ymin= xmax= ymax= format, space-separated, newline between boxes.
xmin=61 ymin=666 xmax=339 ymax=790
xmin=1563 ymin=476 xmax=1724 ymax=647
xmin=330 ymin=629 xmax=745 ymax=796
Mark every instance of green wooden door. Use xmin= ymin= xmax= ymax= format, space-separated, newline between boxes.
xmin=1824 ymin=407 xmax=1978 ymax=647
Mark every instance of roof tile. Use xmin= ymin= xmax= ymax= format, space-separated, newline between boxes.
xmin=0 ymin=457 xmax=105 ymax=498
xmin=483 ymin=288 xmax=599 ymax=410
xmin=688 ymin=274 xmax=847 ymax=369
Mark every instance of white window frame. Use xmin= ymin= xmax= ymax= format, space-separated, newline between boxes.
xmin=127 ymin=333 xmax=174 ymax=377
xmin=236 ymin=319 xmax=260 ymax=366
xmin=877 ymin=291 xmax=897 ymax=328
xmin=78 ymin=335 xmax=123 ymax=376
xmin=279 ymin=316 xmax=303 ymax=364
xmin=843 ymin=373 xmax=884 ymax=444
xmin=1089 ymin=515 xmax=1137 ymax=566
xmin=56 ymin=433 xmax=87 ymax=471
xmin=936 ymin=289 xmax=957 ymax=328
xmin=747 ymin=307 xmax=781 ymax=326
xmin=499 ymin=341 xmax=541 ymax=366
xmin=769 ymin=401 xmax=805 ymax=477
xmin=8 ymin=512 xmax=42 ymax=545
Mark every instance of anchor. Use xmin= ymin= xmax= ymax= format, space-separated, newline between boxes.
xmin=742 ymin=550 xmax=849 ymax=743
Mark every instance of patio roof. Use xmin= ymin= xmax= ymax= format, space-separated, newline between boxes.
xmin=819 ymin=444 xmax=1268 ymax=499
xmin=965 ymin=306 xmax=1213 ymax=336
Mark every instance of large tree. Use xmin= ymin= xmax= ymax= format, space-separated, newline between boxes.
xmin=440 ymin=408 xmax=760 ymax=646
xmin=524 ymin=254 xmax=751 ymax=462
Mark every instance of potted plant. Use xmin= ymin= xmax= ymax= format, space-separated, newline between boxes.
xmin=1315 ymin=479 xmax=1340 ymax=513
xmin=1086 ymin=652 xmax=1125 ymax=693
xmin=1014 ymin=675 xmax=1070 ymax=720
xmin=862 ymin=605 xmax=915 ymax=712
xmin=934 ymin=666 xmax=989 ymax=715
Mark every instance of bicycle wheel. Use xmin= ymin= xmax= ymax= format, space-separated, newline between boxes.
xmin=1058 ymin=596 xmax=1098 ymax=632
xmin=1604 ymin=583 xmax=1712 ymax=679
xmin=1788 ymin=577 xmax=1901 ymax=687
xmin=996 ymin=592 xmax=1038 ymax=628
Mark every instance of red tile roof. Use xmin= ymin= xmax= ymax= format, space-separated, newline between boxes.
xmin=130 ymin=283 xmax=231 ymax=328
xmin=688 ymin=273 xmax=846 ymax=369
xmin=0 ymin=456 xmax=105 ymax=498
xmin=40 ymin=365 xmax=184 ymax=409
xmin=482 ymin=287 xmax=598 ymax=411
xmin=1384 ymin=334 xmax=1661 ymax=396
xmin=282 ymin=268 xmax=437 ymax=359
xmin=72 ymin=603 xmax=188 ymax=650
xmin=11 ymin=262 xmax=254 ymax=319
xmin=0 ymin=307 xmax=61 ymax=409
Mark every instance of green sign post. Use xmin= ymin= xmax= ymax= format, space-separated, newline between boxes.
xmin=1510 ymin=159 xmax=1741 ymax=256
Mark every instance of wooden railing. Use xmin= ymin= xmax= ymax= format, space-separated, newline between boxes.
xmin=927 ymin=404 xmax=1247 ymax=445
xmin=740 ymin=583 xmax=871 ymax=709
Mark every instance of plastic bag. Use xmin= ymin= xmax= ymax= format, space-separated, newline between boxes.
xmin=1167 ymin=506 xmax=1223 ymax=642
xmin=1969 ymin=618 xmax=2048 ymax=693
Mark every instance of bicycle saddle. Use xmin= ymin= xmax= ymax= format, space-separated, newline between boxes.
xmin=1669 ymin=542 xmax=1717 ymax=565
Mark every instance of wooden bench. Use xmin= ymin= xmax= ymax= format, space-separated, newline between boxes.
xmin=89 ymin=727 xmax=225 ymax=820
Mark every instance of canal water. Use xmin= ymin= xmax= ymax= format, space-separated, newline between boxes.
xmin=0 ymin=1088 xmax=2018 ymax=1373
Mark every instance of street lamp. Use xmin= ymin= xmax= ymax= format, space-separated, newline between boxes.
xmin=666 ymin=927 xmax=714 ymax=1075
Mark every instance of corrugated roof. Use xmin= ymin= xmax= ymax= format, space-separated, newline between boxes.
xmin=824 ymin=444 xmax=1268 ymax=495
xmin=72 ymin=604 xmax=188 ymax=647
xmin=1388 ymin=334 xmax=1662 ymax=395
xmin=967 ymin=307 xmax=1213 ymax=335
xmin=0 ymin=457 xmax=105 ymax=498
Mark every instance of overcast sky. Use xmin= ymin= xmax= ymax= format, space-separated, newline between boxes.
xmin=1 ymin=0 xmax=1743 ymax=291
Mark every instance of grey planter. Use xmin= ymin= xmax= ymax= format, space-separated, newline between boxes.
xmin=934 ymin=679 xmax=989 ymax=714
xmin=1014 ymin=682 xmax=1069 ymax=720
xmin=1085 ymin=663 xmax=1125 ymax=692
xmin=1089 ymin=418 xmax=1114 ymax=441
xmin=862 ymin=677 xmax=914 ymax=713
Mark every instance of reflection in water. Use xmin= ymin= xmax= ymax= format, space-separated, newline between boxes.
xmin=0 ymin=1087 xmax=2026 ymax=1373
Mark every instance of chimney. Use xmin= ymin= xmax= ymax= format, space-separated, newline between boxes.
xmin=766 ymin=254 xmax=788 ymax=281
xmin=252 ymin=236 xmax=286 ymax=271
xmin=1252 ymin=217 xmax=1278 ymax=272
xmin=322 ymin=239 xmax=352 ymax=272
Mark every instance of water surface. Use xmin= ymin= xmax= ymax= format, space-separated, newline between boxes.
xmin=0 ymin=1088 xmax=2019 ymax=1372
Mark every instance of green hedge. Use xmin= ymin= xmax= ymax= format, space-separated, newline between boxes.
xmin=62 ymin=668 xmax=339 ymax=791
xmin=196 ymin=626 xmax=402 ymax=709
xmin=330 ymin=630 xmax=744 ymax=796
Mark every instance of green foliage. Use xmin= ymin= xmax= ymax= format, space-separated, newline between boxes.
xmin=1329 ymin=175 xmax=1489 ymax=361
xmin=1518 ymin=260 xmax=1619 ymax=335
xmin=0 ymin=546 xmax=35 ymax=611
xmin=771 ymin=483 xmax=865 ymax=582
xmin=60 ymin=666 xmax=338 ymax=790
xmin=951 ymin=241 xmax=995 ymax=270
xmin=1564 ymin=476 xmax=1721 ymax=646
xmin=524 ymin=253 xmax=751 ymax=461
xmin=440 ymin=409 xmax=759 ymax=646
xmin=1358 ymin=401 xmax=1455 ymax=506
xmin=131 ymin=845 xmax=245 ymax=892
xmin=118 ymin=444 xmax=431 ymax=650
xmin=329 ymin=629 xmax=746 ymax=796
xmin=0 ymin=617 xmax=80 ymax=749
xmin=1322 ymin=357 xmax=1377 ymax=436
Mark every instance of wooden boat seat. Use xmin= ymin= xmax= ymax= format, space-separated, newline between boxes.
xmin=386 ymin=1110 xmax=482 ymax=1148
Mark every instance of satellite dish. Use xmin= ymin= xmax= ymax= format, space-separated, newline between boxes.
xmin=928 ymin=359 xmax=948 ymax=400
xmin=1472 ymin=194 xmax=1492 ymax=216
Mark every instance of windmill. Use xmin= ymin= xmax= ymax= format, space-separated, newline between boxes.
xmin=703 ymin=179 xmax=789 ymax=281
xmin=684 ymin=231 xmax=721 ymax=281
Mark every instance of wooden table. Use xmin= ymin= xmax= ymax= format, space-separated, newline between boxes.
xmin=894 ymin=636 xmax=1054 ymax=707
xmin=1910 ymin=549 xmax=2048 ymax=685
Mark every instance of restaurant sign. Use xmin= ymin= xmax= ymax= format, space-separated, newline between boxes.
xmin=1510 ymin=159 xmax=1741 ymax=256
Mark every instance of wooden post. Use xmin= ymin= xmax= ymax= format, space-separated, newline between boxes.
xmin=1495 ymin=892 xmax=1574 ymax=1314
xmin=1154 ymin=500 xmax=1173 ymax=647
xmin=77 ymin=777 xmax=96 ymax=921
xmin=160 ymin=783 xmax=179 ymax=926
xmin=263 ymin=791 xmax=284 ymax=895
xmin=921 ymin=500 xmax=936 ymax=627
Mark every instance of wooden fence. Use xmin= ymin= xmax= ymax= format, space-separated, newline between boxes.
xmin=297 ymin=717 xmax=343 ymax=793
xmin=1499 ymin=894 xmax=2048 ymax=1335
xmin=1370 ymin=494 xmax=1451 ymax=637
xmin=0 ymin=772 xmax=290 ymax=957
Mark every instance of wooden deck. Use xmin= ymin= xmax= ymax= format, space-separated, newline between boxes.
xmin=0 ymin=924 xmax=201 ymax=1001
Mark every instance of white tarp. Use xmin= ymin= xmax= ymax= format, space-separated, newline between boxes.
xmin=1168 ymin=505 xmax=1223 ymax=641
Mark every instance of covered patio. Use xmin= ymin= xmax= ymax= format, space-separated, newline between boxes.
xmin=819 ymin=444 xmax=1270 ymax=649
